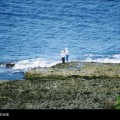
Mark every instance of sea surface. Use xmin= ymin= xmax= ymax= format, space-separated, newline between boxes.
xmin=0 ymin=0 xmax=120 ymax=80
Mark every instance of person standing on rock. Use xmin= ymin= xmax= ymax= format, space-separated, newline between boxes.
xmin=65 ymin=48 xmax=69 ymax=63
xmin=60 ymin=50 xmax=66 ymax=64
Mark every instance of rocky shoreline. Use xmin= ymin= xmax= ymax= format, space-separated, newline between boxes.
xmin=0 ymin=61 xmax=120 ymax=109
xmin=25 ymin=61 xmax=120 ymax=80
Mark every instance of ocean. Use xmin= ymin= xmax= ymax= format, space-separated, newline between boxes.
xmin=0 ymin=0 xmax=120 ymax=80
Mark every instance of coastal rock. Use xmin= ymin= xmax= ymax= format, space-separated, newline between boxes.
xmin=6 ymin=63 xmax=15 ymax=68
xmin=1 ymin=61 xmax=120 ymax=109
xmin=25 ymin=62 xmax=120 ymax=80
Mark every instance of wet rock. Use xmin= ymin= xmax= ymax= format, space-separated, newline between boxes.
xmin=6 ymin=63 xmax=15 ymax=68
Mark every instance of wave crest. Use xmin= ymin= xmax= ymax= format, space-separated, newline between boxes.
xmin=13 ymin=58 xmax=60 ymax=71
xmin=81 ymin=54 xmax=120 ymax=63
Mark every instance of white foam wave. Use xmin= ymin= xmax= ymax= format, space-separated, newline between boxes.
xmin=113 ymin=54 xmax=120 ymax=59
xmin=0 ymin=64 xmax=6 ymax=67
xmin=83 ymin=54 xmax=103 ymax=57
xmin=13 ymin=58 xmax=60 ymax=71
xmin=81 ymin=56 xmax=120 ymax=63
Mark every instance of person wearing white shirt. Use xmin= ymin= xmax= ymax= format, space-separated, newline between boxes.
xmin=65 ymin=48 xmax=69 ymax=63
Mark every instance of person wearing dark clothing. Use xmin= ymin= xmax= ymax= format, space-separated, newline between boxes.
xmin=60 ymin=50 xmax=66 ymax=63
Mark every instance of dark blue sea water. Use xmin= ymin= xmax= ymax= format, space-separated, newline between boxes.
xmin=0 ymin=0 xmax=120 ymax=80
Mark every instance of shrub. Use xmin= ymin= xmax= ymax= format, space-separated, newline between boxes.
xmin=115 ymin=95 xmax=120 ymax=109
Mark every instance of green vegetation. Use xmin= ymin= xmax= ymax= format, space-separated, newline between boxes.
xmin=0 ymin=62 xmax=120 ymax=109
xmin=115 ymin=95 xmax=120 ymax=109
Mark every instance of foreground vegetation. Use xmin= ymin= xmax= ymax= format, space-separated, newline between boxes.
xmin=0 ymin=62 xmax=120 ymax=109
xmin=115 ymin=95 xmax=120 ymax=109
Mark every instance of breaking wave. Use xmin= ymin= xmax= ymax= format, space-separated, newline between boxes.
xmin=81 ymin=54 xmax=120 ymax=63
xmin=13 ymin=58 xmax=60 ymax=72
